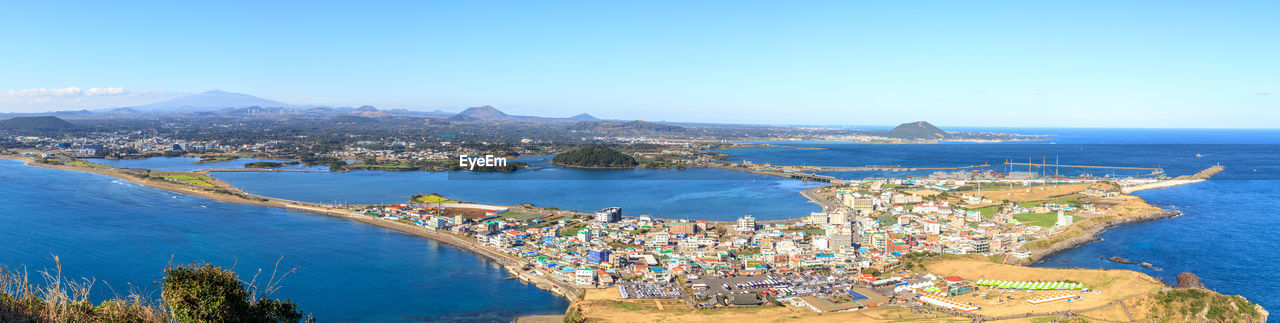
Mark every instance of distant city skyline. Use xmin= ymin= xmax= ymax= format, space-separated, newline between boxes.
xmin=1 ymin=1 xmax=1276 ymax=128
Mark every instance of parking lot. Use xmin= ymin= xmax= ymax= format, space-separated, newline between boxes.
xmin=690 ymin=273 xmax=867 ymax=300
xmin=618 ymin=282 xmax=683 ymax=299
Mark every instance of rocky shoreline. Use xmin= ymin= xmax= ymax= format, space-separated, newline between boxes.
xmin=1027 ymin=210 xmax=1182 ymax=264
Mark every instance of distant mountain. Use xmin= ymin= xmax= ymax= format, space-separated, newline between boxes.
xmin=386 ymin=108 xmax=453 ymax=117
xmin=106 ymin=107 xmax=140 ymax=114
xmin=130 ymin=90 xmax=293 ymax=112
xmin=51 ymin=110 xmax=93 ymax=116
xmin=885 ymin=121 xmax=948 ymax=139
xmin=447 ymin=105 xmax=510 ymax=121
xmin=569 ymin=113 xmax=601 ymax=121
xmin=568 ymin=120 xmax=684 ymax=133
xmin=0 ymin=116 xmax=78 ymax=131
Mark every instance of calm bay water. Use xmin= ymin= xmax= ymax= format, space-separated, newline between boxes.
xmin=0 ymin=159 xmax=568 ymax=322
xmin=91 ymin=157 xmax=824 ymax=221
xmin=209 ymin=167 xmax=823 ymax=221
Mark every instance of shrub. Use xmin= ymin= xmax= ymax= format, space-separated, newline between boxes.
xmin=161 ymin=263 xmax=306 ymax=322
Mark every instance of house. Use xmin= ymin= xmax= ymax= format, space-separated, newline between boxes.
xmin=730 ymin=294 xmax=763 ymax=306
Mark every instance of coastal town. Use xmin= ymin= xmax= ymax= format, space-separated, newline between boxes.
xmin=345 ymin=167 xmax=1228 ymax=319
xmin=0 ymin=129 xmax=1259 ymax=322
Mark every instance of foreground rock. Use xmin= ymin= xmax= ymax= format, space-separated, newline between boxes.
xmin=1178 ymin=272 xmax=1206 ymax=289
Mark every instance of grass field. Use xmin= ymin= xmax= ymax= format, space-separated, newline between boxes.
xmin=1013 ymin=212 xmax=1081 ymax=227
xmin=499 ymin=211 xmax=548 ymax=221
xmin=412 ymin=194 xmax=458 ymax=204
xmin=157 ymin=172 xmax=217 ymax=188
xmin=1021 ymin=195 xmax=1086 ymax=209
xmin=967 ymin=205 xmax=1000 ymax=219
xmin=922 ymin=257 xmax=1163 ymax=318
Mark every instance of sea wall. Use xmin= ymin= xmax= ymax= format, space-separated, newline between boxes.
xmin=1122 ymin=165 xmax=1224 ymax=194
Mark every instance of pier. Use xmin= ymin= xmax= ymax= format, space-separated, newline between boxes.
xmin=1121 ymin=165 xmax=1224 ymax=193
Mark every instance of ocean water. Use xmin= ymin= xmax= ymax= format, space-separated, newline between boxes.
xmin=0 ymin=159 xmax=569 ymax=321
xmin=210 ymin=167 xmax=823 ymax=221
xmin=721 ymin=128 xmax=1280 ymax=317
xmin=1036 ymin=180 xmax=1280 ymax=314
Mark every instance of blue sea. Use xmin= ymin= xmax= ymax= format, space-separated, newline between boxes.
xmin=0 ymin=159 xmax=569 ymax=322
xmin=4 ymin=127 xmax=1279 ymax=320
xmin=722 ymin=128 xmax=1280 ymax=318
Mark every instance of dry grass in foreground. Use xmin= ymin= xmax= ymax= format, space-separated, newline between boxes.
xmin=0 ymin=256 xmax=310 ymax=323
xmin=0 ymin=256 xmax=168 ymax=322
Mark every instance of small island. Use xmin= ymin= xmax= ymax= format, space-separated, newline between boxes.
xmin=195 ymin=155 xmax=239 ymax=163
xmin=244 ymin=161 xmax=299 ymax=168
xmin=551 ymin=145 xmax=639 ymax=168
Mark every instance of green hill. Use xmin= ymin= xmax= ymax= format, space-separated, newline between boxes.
xmin=0 ymin=116 xmax=78 ymax=132
xmin=885 ymin=121 xmax=948 ymax=139
xmin=552 ymin=145 xmax=638 ymax=168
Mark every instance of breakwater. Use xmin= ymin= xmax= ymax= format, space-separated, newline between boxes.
xmin=1121 ymin=165 xmax=1224 ymax=193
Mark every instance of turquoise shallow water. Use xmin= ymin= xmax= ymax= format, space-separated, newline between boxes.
xmin=0 ymin=159 xmax=569 ymax=322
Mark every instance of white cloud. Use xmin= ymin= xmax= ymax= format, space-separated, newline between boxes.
xmin=1257 ymin=90 xmax=1273 ymax=96
xmin=0 ymin=87 xmax=183 ymax=112
xmin=2 ymin=86 xmax=129 ymax=97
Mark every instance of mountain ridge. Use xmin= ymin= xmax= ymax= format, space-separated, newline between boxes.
xmin=128 ymin=90 xmax=294 ymax=112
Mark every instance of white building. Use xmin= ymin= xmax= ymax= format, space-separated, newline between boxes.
xmin=737 ymin=215 xmax=757 ymax=233
xmin=595 ymin=206 xmax=622 ymax=223
xmin=813 ymin=237 xmax=831 ymax=250
xmin=923 ymin=220 xmax=942 ymax=235
xmin=1055 ymin=211 xmax=1074 ymax=227
xmin=575 ymin=268 xmax=596 ymax=285
xmin=653 ymin=231 xmax=670 ymax=245
xmin=828 ymin=211 xmax=850 ymax=226
xmin=806 ymin=212 xmax=828 ymax=225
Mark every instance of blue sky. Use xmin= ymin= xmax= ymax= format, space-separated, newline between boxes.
xmin=0 ymin=1 xmax=1276 ymax=128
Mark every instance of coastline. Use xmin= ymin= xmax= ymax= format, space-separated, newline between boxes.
xmin=0 ymin=155 xmax=583 ymax=304
xmin=4 ymin=154 xmax=1247 ymax=320
xmin=1025 ymin=209 xmax=1181 ymax=264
